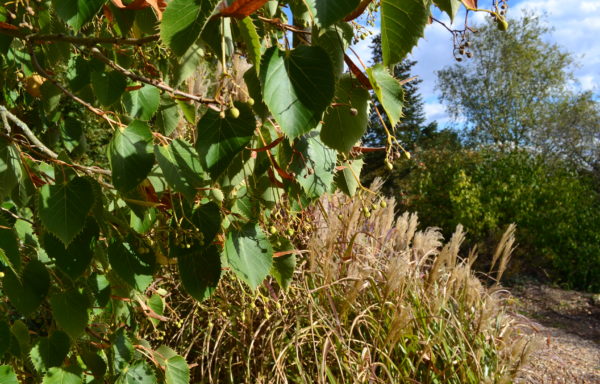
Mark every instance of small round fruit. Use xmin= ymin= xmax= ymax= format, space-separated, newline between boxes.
xmin=286 ymin=228 xmax=295 ymax=236
xmin=371 ymin=204 xmax=378 ymax=211
xmin=247 ymin=97 xmax=255 ymax=106
xmin=337 ymin=214 xmax=344 ymax=220
xmin=364 ymin=212 xmax=371 ymax=218
xmin=269 ymin=226 xmax=277 ymax=235
xmin=24 ymin=74 xmax=45 ymax=98
xmin=219 ymin=110 xmax=226 ymax=119
xmin=380 ymin=201 xmax=387 ymax=209
xmin=0 ymin=271 xmax=5 ymax=278
xmin=385 ymin=161 xmax=394 ymax=171
xmin=229 ymin=107 xmax=240 ymax=119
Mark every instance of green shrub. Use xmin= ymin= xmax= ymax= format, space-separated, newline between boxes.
xmin=395 ymin=149 xmax=600 ymax=291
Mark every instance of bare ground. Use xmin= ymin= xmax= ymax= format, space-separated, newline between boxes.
xmin=509 ymin=283 xmax=600 ymax=383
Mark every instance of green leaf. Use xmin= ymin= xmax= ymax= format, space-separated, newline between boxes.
xmin=147 ymin=294 xmax=164 ymax=326
xmin=30 ymin=331 xmax=71 ymax=372
xmin=41 ymin=367 xmax=82 ymax=384
xmin=160 ymin=0 xmax=221 ymax=56
xmin=43 ymin=217 xmax=98 ymax=279
xmin=190 ymin=202 xmax=221 ymax=243
xmin=156 ymin=97 xmax=181 ymax=136
xmin=178 ymin=245 xmax=221 ymax=301
xmin=0 ymin=218 xmax=20 ymax=272
xmin=50 ymin=290 xmax=89 ymax=339
xmin=52 ymin=0 xmax=106 ymax=31
xmin=0 ymin=137 xmax=22 ymax=200
xmin=306 ymin=0 xmax=360 ymax=27
xmin=0 ymin=365 xmax=19 ymax=384
xmin=108 ymin=241 xmax=154 ymax=292
xmin=164 ymin=355 xmax=189 ymax=384
xmin=260 ymin=46 xmax=335 ymax=139
xmin=271 ymin=252 xmax=296 ymax=291
xmin=238 ymin=17 xmax=262 ymax=74
xmin=335 ymin=158 xmax=363 ymax=196
xmin=434 ymin=0 xmax=461 ymax=22
xmin=381 ymin=0 xmax=430 ymax=65
xmin=10 ymin=320 xmax=30 ymax=357
xmin=195 ymin=102 xmax=255 ymax=179
xmin=108 ymin=121 xmax=155 ymax=192
xmin=313 ymin=23 xmax=354 ymax=79
xmin=117 ymin=360 xmax=157 ymax=384
xmin=60 ymin=117 xmax=85 ymax=154
xmin=123 ymin=85 xmax=161 ymax=121
xmin=281 ymin=132 xmax=337 ymax=199
xmin=367 ymin=63 xmax=405 ymax=128
xmin=155 ymin=139 xmax=206 ymax=201
xmin=111 ymin=328 xmax=134 ymax=372
xmin=91 ymin=70 xmax=127 ymax=106
xmin=321 ymin=75 xmax=370 ymax=153
xmin=80 ymin=349 xmax=107 ymax=378
xmin=3 ymin=260 xmax=50 ymax=316
xmin=0 ymin=321 xmax=10 ymax=358
xmin=224 ymin=223 xmax=273 ymax=289
xmin=38 ymin=176 xmax=94 ymax=246
xmin=172 ymin=45 xmax=204 ymax=86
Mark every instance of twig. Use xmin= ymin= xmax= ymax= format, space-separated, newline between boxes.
xmin=89 ymin=47 xmax=221 ymax=111
xmin=257 ymin=16 xmax=311 ymax=34
xmin=0 ymin=27 xmax=159 ymax=46
xmin=0 ymin=105 xmax=58 ymax=159
xmin=27 ymin=45 xmax=125 ymax=128
xmin=1 ymin=106 xmax=113 ymax=181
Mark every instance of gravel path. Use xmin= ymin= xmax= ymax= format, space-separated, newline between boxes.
xmin=510 ymin=284 xmax=600 ymax=383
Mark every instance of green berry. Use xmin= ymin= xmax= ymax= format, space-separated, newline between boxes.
xmin=380 ymin=201 xmax=387 ymax=209
xmin=0 ymin=272 xmax=4 ymax=278
xmin=287 ymin=228 xmax=294 ymax=236
xmin=229 ymin=107 xmax=240 ymax=119
xmin=247 ymin=97 xmax=255 ymax=106
xmin=269 ymin=226 xmax=277 ymax=235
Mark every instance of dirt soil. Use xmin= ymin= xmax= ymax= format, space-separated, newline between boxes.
xmin=509 ymin=283 xmax=600 ymax=383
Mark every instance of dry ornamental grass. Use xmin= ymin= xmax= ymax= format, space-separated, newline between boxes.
xmin=141 ymin=182 xmax=533 ymax=383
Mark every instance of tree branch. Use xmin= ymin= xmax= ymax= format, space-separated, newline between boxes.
xmin=27 ymin=45 xmax=125 ymax=128
xmin=0 ymin=28 xmax=159 ymax=46
xmin=89 ymin=47 xmax=221 ymax=111
xmin=0 ymin=106 xmax=113 ymax=181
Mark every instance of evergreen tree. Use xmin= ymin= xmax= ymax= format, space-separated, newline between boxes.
xmin=364 ymin=35 xmax=438 ymax=149
xmin=362 ymin=35 xmax=458 ymax=187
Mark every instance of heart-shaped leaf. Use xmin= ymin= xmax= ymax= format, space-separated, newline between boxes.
xmin=50 ymin=290 xmax=89 ymax=339
xmin=195 ymin=102 xmax=255 ymax=179
xmin=260 ymin=46 xmax=335 ymax=139
xmin=108 ymin=121 xmax=155 ymax=192
xmin=178 ymin=244 xmax=221 ymax=301
xmin=224 ymin=223 xmax=273 ymax=289
xmin=321 ymin=74 xmax=370 ymax=153
xmin=3 ymin=260 xmax=50 ymax=316
xmin=30 ymin=331 xmax=70 ymax=372
xmin=367 ymin=63 xmax=405 ymax=128
xmin=38 ymin=176 xmax=94 ymax=246
xmin=43 ymin=217 xmax=98 ymax=279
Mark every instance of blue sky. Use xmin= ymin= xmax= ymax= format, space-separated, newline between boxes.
xmin=352 ymin=0 xmax=600 ymax=126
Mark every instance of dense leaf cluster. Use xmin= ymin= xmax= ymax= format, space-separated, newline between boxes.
xmin=0 ymin=0 xmax=498 ymax=382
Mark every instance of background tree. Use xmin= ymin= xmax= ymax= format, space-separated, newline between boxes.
xmin=437 ymin=12 xmax=581 ymax=148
